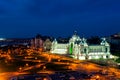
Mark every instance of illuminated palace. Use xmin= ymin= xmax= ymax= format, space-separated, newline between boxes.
xmin=50 ymin=32 xmax=114 ymax=60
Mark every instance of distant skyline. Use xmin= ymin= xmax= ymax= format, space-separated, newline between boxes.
xmin=0 ymin=0 xmax=120 ymax=38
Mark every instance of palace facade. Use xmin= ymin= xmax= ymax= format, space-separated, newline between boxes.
xmin=50 ymin=32 xmax=114 ymax=60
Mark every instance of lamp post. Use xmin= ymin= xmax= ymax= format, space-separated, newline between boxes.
xmin=25 ymin=63 xmax=29 ymax=67
xmin=19 ymin=67 xmax=22 ymax=72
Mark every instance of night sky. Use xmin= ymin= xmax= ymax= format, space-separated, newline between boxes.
xmin=0 ymin=0 xmax=120 ymax=38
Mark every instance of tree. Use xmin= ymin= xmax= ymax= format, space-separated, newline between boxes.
xmin=43 ymin=39 xmax=52 ymax=51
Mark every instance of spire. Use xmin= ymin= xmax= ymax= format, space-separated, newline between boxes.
xmin=100 ymin=38 xmax=109 ymax=46
xmin=74 ymin=31 xmax=77 ymax=35
xmin=79 ymin=38 xmax=88 ymax=46
xmin=53 ymin=38 xmax=57 ymax=44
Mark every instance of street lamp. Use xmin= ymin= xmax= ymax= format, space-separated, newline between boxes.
xmin=35 ymin=57 xmax=37 ymax=60
xmin=25 ymin=63 xmax=29 ymax=67
xmin=43 ymin=66 xmax=46 ymax=70
xmin=19 ymin=67 xmax=22 ymax=72
xmin=58 ymin=59 xmax=61 ymax=62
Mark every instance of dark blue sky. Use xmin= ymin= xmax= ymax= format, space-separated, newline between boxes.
xmin=0 ymin=0 xmax=120 ymax=38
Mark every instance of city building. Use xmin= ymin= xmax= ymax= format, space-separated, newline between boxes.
xmin=51 ymin=31 xmax=114 ymax=60
xmin=43 ymin=39 xmax=52 ymax=51
xmin=107 ymin=33 xmax=120 ymax=51
xmin=31 ymin=34 xmax=43 ymax=48
xmin=0 ymin=38 xmax=31 ymax=47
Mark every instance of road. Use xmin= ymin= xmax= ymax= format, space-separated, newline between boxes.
xmin=0 ymin=52 xmax=120 ymax=80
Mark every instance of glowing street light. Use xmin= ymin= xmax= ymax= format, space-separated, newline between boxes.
xmin=35 ymin=57 xmax=37 ymax=60
xmin=69 ymin=76 xmax=75 ymax=80
xmin=96 ymin=75 xmax=100 ymax=79
xmin=25 ymin=63 xmax=29 ymax=67
xmin=5 ymin=60 xmax=8 ymax=63
xmin=19 ymin=67 xmax=22 ymax=72
xmin=43 ymin=66 xmax=46 ymax=70
xmin=58 ymin=59 xmax=60 ymax=62
xmin=24 ymin=57 xmax=27 ymax=59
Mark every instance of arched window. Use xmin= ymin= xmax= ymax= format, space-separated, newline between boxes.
xmin=106 ymin=55 xmax=109 ymax=58
xmin=84 ymin=48 xmax=87 ymax=53
xmin=105 ymin=47 xmax=108 ymax=53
